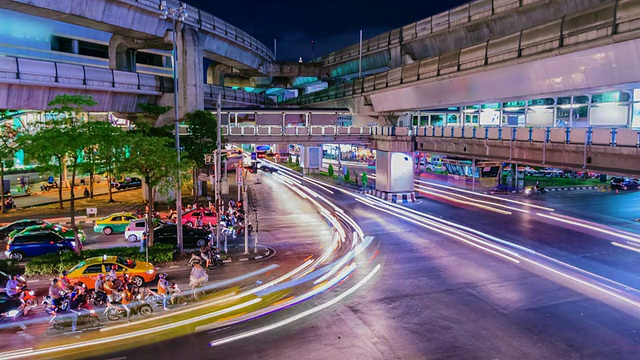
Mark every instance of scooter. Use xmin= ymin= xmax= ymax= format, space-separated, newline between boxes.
xmin=105 ymin=294 xmax=153 ymax=321
xmin=524 ymin=186 xmax=546 ymax=197
xmin=49 ymin=306 xmax=100 ymax=330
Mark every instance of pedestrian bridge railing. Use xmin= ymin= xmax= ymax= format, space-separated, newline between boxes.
xmin=221 ymin=125 xmax=373 ymax=137
xmin=378 ymin=126 xmax=640 ymax=148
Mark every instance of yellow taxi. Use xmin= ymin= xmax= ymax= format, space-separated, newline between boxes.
xmin=93 ymin=212 xmax=138 ymax=235
xmin=66 ymin=256 xmax=156 ymax=290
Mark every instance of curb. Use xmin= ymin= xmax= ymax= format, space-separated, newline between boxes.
xmin=221 ymin=246 xmax=275 ymax=263
xmin=479 ymin=185 xmax=606 ymax=195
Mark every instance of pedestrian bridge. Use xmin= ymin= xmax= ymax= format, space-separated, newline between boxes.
xmin=223 ymin=125 xmax=640 ymax=175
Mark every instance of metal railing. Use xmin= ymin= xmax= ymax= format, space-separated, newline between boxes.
xmin=204 ymin=85 xmax=274 ymax=106
xmin=124 ymin=0 xmax=274 ymax=61
xmin=292 ymin=0 xmax=639 ymax=105
xmin=322 ymin=0 xmax=550 ymax=66
xmin=376 ymin=126 xmax=640 ymax=148
xmin=0 ymin=56 xmax=172 ymax=93
xmin=221 ymin=125 xmax=373 ymax=137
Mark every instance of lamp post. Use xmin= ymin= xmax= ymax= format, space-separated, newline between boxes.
xmin=160 ymin=1 xmax=188 ymax=253
xmin=253 ymin=208 xmax=258 ymax=254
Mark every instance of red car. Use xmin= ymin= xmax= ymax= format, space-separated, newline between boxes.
xmin=181 ymin=209 xmax=217 ymax=227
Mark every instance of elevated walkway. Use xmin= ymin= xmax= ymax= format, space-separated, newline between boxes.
xmin=290 ymin=0 xmax=640 ymax=113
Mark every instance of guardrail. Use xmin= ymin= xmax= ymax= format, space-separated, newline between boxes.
xmin=293 ymin=0 xmax=639 ymax=105
xmin=221 ymin=126 xmax=373 ymax=137
xmin=0 ymin=56 xmax=172 ymax=93
xmin=322 ymin=0 xmax=549 ymax=66
xmin=125 ymin=0 xmax=274 ymax=61
xmin=377 ymin=126 xmax=640 ymax=147
xmin=204 ymin=85 xmax=274 ymax=106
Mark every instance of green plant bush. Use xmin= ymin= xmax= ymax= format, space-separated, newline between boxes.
xmin=328 ymin=164 xmax=334 ymax=178
xmin=344 ymin=170 xmax=350 ymax=182
xmin=24 ymin=243 xmax=175 ymax=276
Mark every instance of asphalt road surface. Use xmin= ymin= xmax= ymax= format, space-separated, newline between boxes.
xmin=93 ymin=166 xmax=640 ymax=360
xmin=0 ymin=173 xmax=333 ymax=352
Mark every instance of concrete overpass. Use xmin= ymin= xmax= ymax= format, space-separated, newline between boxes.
xmin=0 ymin=56 xmax=273 ymax=112
xmin=287 ymin=0 xmax=640 ymax=119
xmin=318 ymin=0 xmax=608 ymax=79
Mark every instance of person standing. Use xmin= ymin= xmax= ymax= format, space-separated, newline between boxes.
xmin=157 ymin=273 xmax=169 ymax=311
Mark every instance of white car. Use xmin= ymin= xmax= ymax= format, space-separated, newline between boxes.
xmin=124 ymin=219 xmax=148 ymax=243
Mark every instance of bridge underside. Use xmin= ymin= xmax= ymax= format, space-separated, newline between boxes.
xmin=0 ymin=83 xmax=158 ymax=112
xmin=417 ymin=138 xmax=640 ymax=177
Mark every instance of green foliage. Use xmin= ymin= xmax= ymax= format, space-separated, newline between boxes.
xmin=344 ymin=170 xmax=350 ymax=182
xmin=182 ymin=110 xmax=218 ymax=169
xmin=24 ymin=243 xmax=175 ymax=276
xmin=328 ymin=164 xmax=334 ymax=178
xmin=133 ymin=103 xmax=173 ymax=138
xmin=361 ymin=172 xmax=368 ymax=187
xmin=295 ymin=156 xmax=300 ymax=166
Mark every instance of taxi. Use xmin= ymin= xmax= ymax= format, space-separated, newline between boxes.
xmin=66 ymin=256 xmax=156 ymax=289
xmin=93 ymin=212 xmax=138 ymax=235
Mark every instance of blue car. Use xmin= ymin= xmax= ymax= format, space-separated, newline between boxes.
xmin=4 ymin=231 xmax=80 ymax=261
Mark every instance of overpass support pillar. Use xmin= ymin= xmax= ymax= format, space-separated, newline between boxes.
xmin=177 ymin=26 xmax=204 ymax=114
xmin=108 ymin=35 xmax=137 ymax=72
xmin=369 ymin=151 xmax=415 ymax=203
xmin=299 ymin=145 xmax=322 ymax=175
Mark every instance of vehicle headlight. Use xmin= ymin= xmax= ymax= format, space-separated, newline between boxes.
xmin=6 ymin=310 xmax=19 ymax=318
xmin=137 ymin=294 xmax=142 ymax=300
xmin=28 ymin=290 xmax=34 ymax=296
xmin=89 ymin=310 xmax=96 ymax=314
xmin=146 ymin=269 xmax=155 ymax=274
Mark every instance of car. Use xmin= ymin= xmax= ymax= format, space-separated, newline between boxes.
xmin=113 ymin=177 xmax=142 ymax=190
xmin=93 ymin=213 xmax=138 ymax=235
xmin=66 ymin=256 xmax=156 ymax=290
xmin=0 ymin=219 xmax=48 ymax=241
xmin=5 ymin=231 xmax=80 ymax=261
xmin=612 ymin=178 xmax=640 ymax=190
xmin=124 ymin=218 xmax=170 ymax=243
xmin=258 ymin=164 xmax=278 ymax=173
xmin=8 ymin=223 xmax=86 ymax=243
xmin=154 ymin=224 xmax=212 ymax=248
xmin=181 ymin=209 xmax=217 ymax=227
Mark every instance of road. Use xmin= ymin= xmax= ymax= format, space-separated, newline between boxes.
xmin=95 ymin=163 xmax=640 ymax=360
xmin=0 ymin=171 xmax=334 ymax=352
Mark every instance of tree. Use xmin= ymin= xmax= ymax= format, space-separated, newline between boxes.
xmin=328 ymin=164 xmax=334 ymax=178
xmin=361 ymin=172 xmax=368 ymax=190
xmin=22 ymin=95 xmax=97 ymax=254
xmin=123 ymin=133 xmax=181 ymax=247
xmin=82 ymin=121 xmax=127 ymax=202
xmin=0 ymin=121 xmax=20 ymax=213
xmin=181 ymin=111 xmax=217 ymax=203
xmin=344 ymin=170 xmax=350 ymax=182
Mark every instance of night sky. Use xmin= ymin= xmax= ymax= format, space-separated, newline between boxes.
xmin=190 ymin=0 xmax=469 ymax=62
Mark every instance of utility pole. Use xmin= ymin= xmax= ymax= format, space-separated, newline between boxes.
xmin=215 ymin=94 xmax=222 ymax=250
xmin=160 ymin=0 xmax=187 ymax=253
xmin=358 ymin=30 xmax=363 ymax=79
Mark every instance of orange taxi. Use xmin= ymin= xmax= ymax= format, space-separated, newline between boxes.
xmin=66 ymin=256 xmax=156 ymax=289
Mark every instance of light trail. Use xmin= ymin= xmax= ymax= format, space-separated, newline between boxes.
xmin=611 ymin=242 xmax=640 ymax=254
xmin=414 ymin=178 xmax=555 ymax=211
xmin=416 ymin=184 xmax=530 ymax=214
xmin=415 ymin=185 xmax=513 ymax=215
xmin=537 ymin=213 xmax=640 ymax=244
xmin=209 ymin=264 xmax=381 ymax=347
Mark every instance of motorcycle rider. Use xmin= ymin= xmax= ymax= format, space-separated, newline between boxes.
xmin=104 ymin=277 xmax=116 ymax=303
xmin=157 ymin=273 xmax=169 ymax=311
xmin=68 ymin=286 xmax=88 ymax=332
xmin=200 ymin=242 xmax=212 ymax=268
xmin=119 ymin=284 xmax=134 ymax=322
xmin=48 ymin=278 xmax=64 ymax=310
xmin=60 ymin=270 xmax=74 ymax=291
xmin=5 ymin=274 xmax=20 ymax=298
xmin=94 ymin=274 xmax=106 ymax=303
xmin=107 ymin=265 xmax=118 ymax=282
xmin=189 ymin=263 xmax=208 ymax=300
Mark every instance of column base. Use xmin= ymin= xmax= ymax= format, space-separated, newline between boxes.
xmin=365 ymin=190 xmax=416 ymax=204
xmin=303 ymin=168 xmax=319 ymax=175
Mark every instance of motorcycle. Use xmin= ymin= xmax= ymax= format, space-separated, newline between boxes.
xmin=91 ymin=290 xmax=109 ymax=306
xmin=105 ymin=294 xmax=153 ymax=321
xmin=49 ymin=306 xmax=100 ymax=330
xmin=113 ymin=271 xmax=139 ymax=295
xmin=524 ymin=186 xmax=546 ymax=197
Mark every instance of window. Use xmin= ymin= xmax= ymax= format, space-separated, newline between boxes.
xmin=135 ymin=222 xmax=145 ymax=229
xmin=78 ymin=41 xmax=108 ymax=59
xmin=136 ymin=52 xmax=165 ymax=67
xmin=111 ymin=217 xmax=122 ymax=222
xmin=51 ymin=35 xmax=73 ymax=53
xmin=204 ymin=212 xmax=214 ymax=217
xmin=83 ymin=264 xmax=103 ymax=274
xmin=105 ymin=263 xmax=123 ymax=272
xmin=192 ymin=212 xmax=202 ymax=217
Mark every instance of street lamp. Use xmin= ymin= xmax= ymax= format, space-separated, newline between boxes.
xmin=160 ymin=0 xmax=188 ymax=253
xmin=252 ymin=208 xmax=258 ymax=253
